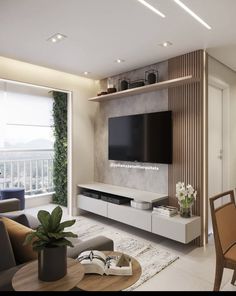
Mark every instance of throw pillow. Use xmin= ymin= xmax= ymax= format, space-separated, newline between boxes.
xmin=0 ymin=213 xmax=30 ymax=227
xmin=0 ymin=217 xmax=37 ymax=264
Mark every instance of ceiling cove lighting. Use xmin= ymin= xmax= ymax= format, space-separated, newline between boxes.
xmin=137 ymin=0 xmax=166 ymax=18
xmin=174 ymin=0 xmax=212 ymax=30
xmin=47 ymin=33 xmax=67 ymax=43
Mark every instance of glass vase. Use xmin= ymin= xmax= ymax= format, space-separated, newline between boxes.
xmin=180 ymin=205 xmax=192 ymax=218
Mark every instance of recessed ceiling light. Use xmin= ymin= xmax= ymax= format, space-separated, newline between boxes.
xmin=115 ymin=59 xmax=125 ymax=64
xmin=47 ymin=33 xmax=67 ymax=43
xmin=56 ymin=34 xmax=63 ymax=40
xmin=84 ymin=71 xmax=90 ymax=75
xmin=159 ymin=41 xmax=173 ymax=48
xmin=174 ymin=0 xmax=212 ymax=30
xmin=137 ymin=0 xmax=166 ymax=18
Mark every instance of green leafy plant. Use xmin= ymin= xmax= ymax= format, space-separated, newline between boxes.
xmin=24 ymin=206 xmax=78 ymax=251
xmin=52 ymin=91 xmax=68 ymax=206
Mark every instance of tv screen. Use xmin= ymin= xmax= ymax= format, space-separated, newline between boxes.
xmin=108 ymin=111 xmax=172 ymax=164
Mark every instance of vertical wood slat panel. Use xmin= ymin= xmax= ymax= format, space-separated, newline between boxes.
xmin=168 ymin=50 xmax=205 ymax=246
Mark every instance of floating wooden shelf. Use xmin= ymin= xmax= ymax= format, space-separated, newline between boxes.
xmin=89 ymin=75 xmax=200 ymax=102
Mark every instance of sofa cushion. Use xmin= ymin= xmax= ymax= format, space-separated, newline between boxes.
xmin=0 ymin=217 xmax=37 ymax=264
xmin=0 ymin=221 xmax=16 ymax=272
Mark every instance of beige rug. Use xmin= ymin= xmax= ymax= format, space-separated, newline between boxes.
xmin=70 ymin=215 xmax=179 ymax=291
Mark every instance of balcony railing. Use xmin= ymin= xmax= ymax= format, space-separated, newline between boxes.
xmin=0 ymin=149 xmax=54 ymax=196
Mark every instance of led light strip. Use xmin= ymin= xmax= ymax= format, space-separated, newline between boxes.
xmin=137 ymin=0 xmax=166 ymax=18
xmin=174 ymin=0 xmax=211 ymax=30
xmin=203 ymin=50 xmax=207 ymax=246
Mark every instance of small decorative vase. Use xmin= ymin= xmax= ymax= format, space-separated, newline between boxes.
xmin=120 ymin=79 xmax=129 ymax=91
xmin=147 ymin=72 xmax=157 ymax=84
xmin=180 ymin=205 xmax=192 ymax=218
xmin=38 ymin=246 xmax=67 ymax=282
xmin=145 ymin=69 xmax=159 ymax=85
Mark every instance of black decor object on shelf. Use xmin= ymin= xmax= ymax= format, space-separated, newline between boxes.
xmin=128 ymin=79 xmax=145 ymax=89
xmin=97 ymin=91 xmax=108 ymax=96
xmin=119 ymin=79 xmax=130 ymax=91
xmin=145 ymin=69 xmax=159 ymax=85
xmin=107 ymin=87 xmax=117 ymax=94
xmin=107 ymin=77 xmax=117 ymax=94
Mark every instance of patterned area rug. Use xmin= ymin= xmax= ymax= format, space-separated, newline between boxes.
xmin=70 ymin=215 xmax=179 ymax=291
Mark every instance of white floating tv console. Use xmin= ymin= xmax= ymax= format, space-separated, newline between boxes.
xmin=77 ymin=182 xmax=201 ymax=244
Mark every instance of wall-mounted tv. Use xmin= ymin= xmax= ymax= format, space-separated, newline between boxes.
xmin=108 ymin=111 xmax=172 ymax=164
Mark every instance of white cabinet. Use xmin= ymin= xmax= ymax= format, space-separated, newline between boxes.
xmin=77 ymin=182 xmax=201 ymax=244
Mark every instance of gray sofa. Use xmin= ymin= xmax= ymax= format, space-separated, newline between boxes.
xmin=0 ymin=199 xmax=114 ymax=291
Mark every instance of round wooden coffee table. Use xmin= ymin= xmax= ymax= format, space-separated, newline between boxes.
xmin=76 ymin=251 xmax=142 ymax=291
xmin=12 ymin=258 xmax=84 ymax=291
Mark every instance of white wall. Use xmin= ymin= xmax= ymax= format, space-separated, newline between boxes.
xmin=208 ymin=56 xmax=236 ymax=189
xmin=0 ymin=56 xmax=97 ymax=215
xmin=230 ymin=83 xmax=236 ymax=188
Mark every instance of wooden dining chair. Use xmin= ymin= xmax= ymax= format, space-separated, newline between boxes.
xmin=210 ymin=190 xmax=236 ymax=291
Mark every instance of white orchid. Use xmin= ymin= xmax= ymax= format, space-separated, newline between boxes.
xmin=176 ymin=182 xmax=197 ymax=208
xmin=186 ymin=184 xmax=194 ymax=195
xmin=176 ymin=182 xmax=185 ymax=192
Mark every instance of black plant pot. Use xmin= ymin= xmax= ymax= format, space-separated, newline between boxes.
xmin=38 ymin=246 xmax=67 ymax=282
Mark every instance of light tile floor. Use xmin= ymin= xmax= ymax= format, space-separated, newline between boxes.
xmin=25 ymin=204 xmax=236 ymax=292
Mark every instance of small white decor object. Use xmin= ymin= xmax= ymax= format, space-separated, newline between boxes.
xmin=131 ymin=200 xmax=152 ymax=210
xmin=152 ymin=205 xmax=178 ymax=217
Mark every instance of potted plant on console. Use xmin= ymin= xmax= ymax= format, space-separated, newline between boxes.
xmin=24 ymin=206 xmax=78 ymax=282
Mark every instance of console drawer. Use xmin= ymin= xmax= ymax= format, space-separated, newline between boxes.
xmin=108 ymin=203 xmax=152 ymax=231
xmin=152 ymin=214 xmax=201 ymax=244
xmin=77 ymin=195 xmax=107 ymax=217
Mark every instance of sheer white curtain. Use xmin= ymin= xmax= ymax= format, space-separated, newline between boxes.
xmin=0 ymin=81 xmax=54 ymax=149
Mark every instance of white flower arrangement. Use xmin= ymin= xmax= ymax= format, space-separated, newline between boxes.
xmin=176 ymin=182 xmax=197 ymax=208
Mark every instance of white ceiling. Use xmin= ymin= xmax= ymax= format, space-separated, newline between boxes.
xmin=0 ymin=0 xmax=236 ymax=79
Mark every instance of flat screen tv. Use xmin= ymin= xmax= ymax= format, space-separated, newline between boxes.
xmin=108 ymin=111 xmax=172 ymax=164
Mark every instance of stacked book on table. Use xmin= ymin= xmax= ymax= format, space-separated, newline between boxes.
xmin=152 ymin=205 xmax=178 ymax=217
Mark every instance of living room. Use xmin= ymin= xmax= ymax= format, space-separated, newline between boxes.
xmin=0 ymin=0 xmax=236 ymax=292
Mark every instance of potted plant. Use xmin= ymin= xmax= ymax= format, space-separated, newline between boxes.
xmin=176 ymin=182 xmax=197 ymax=218
xmin=24 ymin=206 xmax=78 ymax=282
